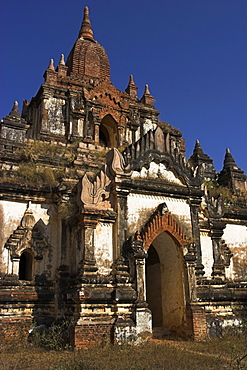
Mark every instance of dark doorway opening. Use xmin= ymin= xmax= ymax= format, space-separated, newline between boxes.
xmin=19 ymin=250 xmax=33 ymax=281
xmin=146 ymin=244 xmax=163 ymax=327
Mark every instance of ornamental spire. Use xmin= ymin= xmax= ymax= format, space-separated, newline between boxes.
xmin=78 ymin=6 xmax=94 ymax=41
xmin=125 ymin=75 xmax=138 ymax=98
xmin=222 ymin=148 xmax=238 ymax=170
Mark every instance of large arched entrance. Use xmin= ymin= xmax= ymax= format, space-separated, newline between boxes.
xmin=146 ymin=231 xmax=188 ymax=336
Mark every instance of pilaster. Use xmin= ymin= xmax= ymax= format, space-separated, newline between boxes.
xmin=210 ymin=220 xmax=226 ymax=280
xmin=189 ymin=197 xmax=205 ymax=278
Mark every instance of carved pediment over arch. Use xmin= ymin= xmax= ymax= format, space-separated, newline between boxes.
xmin=122 ymin=126 xmax=203 ymax=187
xmin=4 ymin=206 xmax=50 ymax=261
xmin=140 ymin=203 xmax=190 ymax=250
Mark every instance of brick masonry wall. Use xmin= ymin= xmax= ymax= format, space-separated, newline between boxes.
xmin=190 ymin=304 xmax=208 ymax=341
xmin=74 ymin=322 xmax=113 ymax=349
xmin=0 ymin=317 xmax=32 ymax=343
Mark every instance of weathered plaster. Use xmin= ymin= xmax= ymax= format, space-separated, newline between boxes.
xmin=132 ymin=162 xmax=185 ymax=186
xmin=143 ymin=119 xmax=157 ymax=135
xmin=200 ymin=232 xmax=214 ymax=277
xmin=223 ymin=224 xmax=247 ymax=280
xmin=94 ymin=222 xmax=113 ymax=275
xmin=46 ymin=97 xmax=66 ymax=135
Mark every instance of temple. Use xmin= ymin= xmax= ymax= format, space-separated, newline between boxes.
xmin=0 ymin=7 xmax=246 ymax=347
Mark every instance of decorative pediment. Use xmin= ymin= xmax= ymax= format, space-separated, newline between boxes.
xmin=88 ymin=80 xmax=129 ymax=110
xmin=122 ymin=127 xmax=202 ymax=187
xmin=4 ymin=206 xmax=49 ymax=260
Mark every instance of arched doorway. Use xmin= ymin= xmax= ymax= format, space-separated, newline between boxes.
xmin=146 ymin=231 xmax=188 ymax=335
xmin=19 ymin=250 xmax=33 ymax=281
xmin=99 ymin=114 xmax=117 ymax=147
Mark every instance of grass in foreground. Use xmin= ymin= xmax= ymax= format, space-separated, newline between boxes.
xmin=0 ymin=336 xmax=246 ymax=370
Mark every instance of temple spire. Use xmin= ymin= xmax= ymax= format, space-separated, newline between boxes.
xmin=78 ymin=6 xmax=94 ymax=41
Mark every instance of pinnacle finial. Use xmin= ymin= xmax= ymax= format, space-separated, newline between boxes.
xmin=48 ymin=59 xmax=55 ymax=70
xmin=9 ymin=101 xmax=21 ymax=117
xmin=144 ymin=84 xmax=151 ymax=95
xmin=59 ymin=54 xmax=65 ymax=65
xmin=125 ymin=74 xmax=138 ymax=97
xmin=78 ymin=6 xmax=94 ymax=41
xmin=129 ymin=75 xmax=135 ymax=85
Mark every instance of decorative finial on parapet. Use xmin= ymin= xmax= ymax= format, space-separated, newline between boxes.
xmin=125 ymin=74 xmax=138 ymax=97
xmin=9 ymin=101 xmax=21 ymax=117
xmin=144 ymin=84 xmax=150 ymax=95
xmin=48 ymin=59 xmax=55 ymax=70
xmin=140 ymin=84 xmax=154 ymax=106
xmin=129 ymin=75 xmax=135 ymax=85
xmin=78 ymin=6 xmax=94 ymax=41
xmin=59 ymin=54 xmax=65 ymax=65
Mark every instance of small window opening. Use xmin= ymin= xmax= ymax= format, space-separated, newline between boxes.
xmin=19 ymin=251 xmax=33 ymax=281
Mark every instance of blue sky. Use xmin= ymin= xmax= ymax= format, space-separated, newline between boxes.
xmin=0 ymin=0 xmax=246 ymax=174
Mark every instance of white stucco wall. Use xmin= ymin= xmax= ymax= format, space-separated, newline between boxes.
xmin=200 ymin=232 xmax=214 ymax=277
xmin=94 ymin=222 xmax=113 ymax=274
xmin=223 ymin=224 xmax=247 ymax=280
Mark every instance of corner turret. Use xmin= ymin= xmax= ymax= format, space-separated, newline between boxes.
xmin=189 ymin=140 xmax=216 ymax=180
xmin=0 ymin=101 xmax=28 ymax=143
xmin=218 ymin=148 xmax=247 ymax=193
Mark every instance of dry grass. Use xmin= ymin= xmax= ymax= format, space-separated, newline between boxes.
xmin=0 ymin=336 xmax=246 ymax=370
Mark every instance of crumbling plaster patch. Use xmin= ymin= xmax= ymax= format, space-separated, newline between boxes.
xmin=94 ymin=222 xmax=113 ymax=275
xmin=132 ymin=162 xmax=185 ymax=186
xmin=46 ymin=97 xmax=66 ymax=135
xmin=143 ymin=119 xmax=157 ymax=135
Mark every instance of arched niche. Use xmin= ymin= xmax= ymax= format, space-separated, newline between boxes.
xmin=99 ymin=114 xmax=117 ymax=148
xmin=19 ymin=250 xmax=34 ymax=281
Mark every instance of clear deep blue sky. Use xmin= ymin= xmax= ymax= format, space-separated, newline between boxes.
xmin=0 ymin=0 xmax=246 ymax=174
